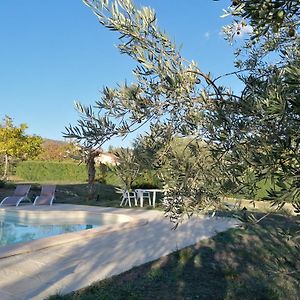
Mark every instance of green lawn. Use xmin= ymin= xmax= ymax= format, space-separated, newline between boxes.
xmin=229 ymin=178 xmax=281 ymax=201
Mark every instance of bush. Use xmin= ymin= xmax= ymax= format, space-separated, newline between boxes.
xmin=16 ymin=161 xmax=162 ymax=187
xmin=132 ymin=170 xmax=161 ymax=189
xmin=0 ymin=179 xmax=5 ymax=188
xmin=16 ymin=160 xmax=126 ymax=185
xmin=102 ymin=171 xmax=122 ymax=186
xmin=132 ymin=183 xmax=159 ymax=189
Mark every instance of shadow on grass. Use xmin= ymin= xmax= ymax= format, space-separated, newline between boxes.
xmin=48 ymin=214 xmax=300 ymax=300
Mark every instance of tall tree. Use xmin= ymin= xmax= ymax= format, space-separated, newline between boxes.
xmin=0 ymin=116 xmax=43 ymax=180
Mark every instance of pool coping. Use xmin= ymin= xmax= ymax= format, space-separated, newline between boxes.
xmin=0 ymin=204 xmax=148 ymax=259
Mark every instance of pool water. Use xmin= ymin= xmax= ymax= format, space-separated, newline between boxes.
xmin=0 ymin=213 xmax=102 ymax=246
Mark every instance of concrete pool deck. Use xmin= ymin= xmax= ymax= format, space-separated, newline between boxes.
xmin=0 ymin=204 xmax=240 ymax=300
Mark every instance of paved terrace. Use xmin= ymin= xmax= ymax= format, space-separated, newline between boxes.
xmin=0 ymin=204 xmax=239 ymax=300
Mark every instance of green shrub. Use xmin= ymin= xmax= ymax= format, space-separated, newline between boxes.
xmin=16 ymin=160 xmax=127 ymax=185
xmin=0 ymin=179 xmax=5 ymax=188
xmin=16 ymin=161 xmax=162 ymax=187
xmin=133 ymin=170 xmax=161 ymax=189
xmin=103 ymin=171 xmax=122 ymax=186
xmin=132 ymin=183 xmax=159 ymax=189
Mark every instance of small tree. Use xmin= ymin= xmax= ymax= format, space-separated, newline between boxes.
xmin=0 ymin=116 xmax=43 ymax=180
xmin=67 ymin=144 xmax=102 ymax=200
xmin=112 ymin=148 xmax=140 ymax=190
xmin=134 ymin=134 xmax=221 ymax=221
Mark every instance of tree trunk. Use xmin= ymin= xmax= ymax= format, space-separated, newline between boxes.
xmin=2 ymin=154 xmax=9 ymax=180
xmin=87 ymin=155 xmax=96 ymax=199
xmin=87 ymin=150 xmax=100 ymax=201
xmin=87 ymin=155 xmax=96 ymax=185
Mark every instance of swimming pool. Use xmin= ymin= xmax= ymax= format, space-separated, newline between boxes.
xmin=0 ymin=212 xmax=102 ymax=246
xmin=0 ymin=205 xmax=146 ymax=259
xmin=0 ymin=209 xmax=131 ymax=247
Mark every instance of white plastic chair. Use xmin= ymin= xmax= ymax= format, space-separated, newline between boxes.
xmin=135 ymin=189 xmax=152 ymax=207
xmin=120 ymin=190 xmax=137 ymax=207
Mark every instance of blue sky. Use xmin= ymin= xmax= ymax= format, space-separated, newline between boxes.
xmin=0 ymin=0 xmax=243 ymax=149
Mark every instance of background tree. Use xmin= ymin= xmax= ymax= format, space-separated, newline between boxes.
xmin=112 ymin=147 xmax=140 ymax=190
xmin=37 ymin=139 xmax=78 ymax=161
xmin=0 ymin=116 xmax=42 ymax=180
xmin=134 ymin=134 xmax=221 ymax=221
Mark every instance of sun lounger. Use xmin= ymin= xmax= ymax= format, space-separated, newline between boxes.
xmin=0 ymin=185 xmax=31 ymax=207
xmin=33 ymin=185 xmax=56 ymax=206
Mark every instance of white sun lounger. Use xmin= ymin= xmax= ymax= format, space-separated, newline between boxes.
xmin=33 ymin=185 xmax=56 ymax=206
xmin=0 ymin=185 xmax=31 ymax=207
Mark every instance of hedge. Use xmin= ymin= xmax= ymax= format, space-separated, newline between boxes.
xmin=16 ymin=161 xmax=162 ymax=187
xmin=16 ymin=161 xmax=88 ymax=182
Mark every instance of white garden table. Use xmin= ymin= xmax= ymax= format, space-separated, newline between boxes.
xmin=135 ymin=189 xmax=164 ymax=208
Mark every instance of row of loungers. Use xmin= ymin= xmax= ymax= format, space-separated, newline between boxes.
xmin=0 ymin=185 xmax=56 ymax=207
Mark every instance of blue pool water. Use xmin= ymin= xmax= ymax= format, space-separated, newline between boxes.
xmin=0 ymin=213 xmax=101 ymax=246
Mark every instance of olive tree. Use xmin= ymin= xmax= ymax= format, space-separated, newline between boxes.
xmin=214 ymin=0 xmax=300 ymax=209
xmin=65 ymin=0 xmax=300 ymax=221
xmin=65 ymin=0 xmax=231 ymax=222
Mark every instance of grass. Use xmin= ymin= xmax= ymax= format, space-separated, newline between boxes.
xmin=229 ymin=178 xmax=287 ymax=201
xmin=47 ymin=213 xmax=300 ymax=300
